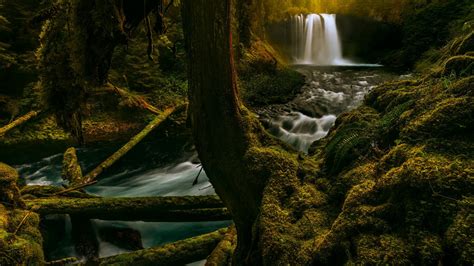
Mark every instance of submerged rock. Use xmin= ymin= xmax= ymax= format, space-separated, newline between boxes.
xmin=98 ymin=226 xmax=144 ymax=251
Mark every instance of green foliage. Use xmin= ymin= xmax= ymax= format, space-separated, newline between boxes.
xmin=0 ymin=0 xmax=43 ymax=114
xmin=400 ymin=0 xmax=474 ymax=67
xmin=323 ymin=108 xmax=379 ymax=175
xmin=108 ymin=24 xmax=188 ymax=108
xmin=240 ymin=68 xmax=304 ymax=106
xmin=238 ymin=40 xmax=304 ymax=107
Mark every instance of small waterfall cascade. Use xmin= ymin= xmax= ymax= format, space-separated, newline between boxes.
xmin=291 ymin=14 xmax=352 ymax=65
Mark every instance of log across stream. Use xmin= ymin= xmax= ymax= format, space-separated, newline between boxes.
xmin=13 ymin=65 xmax=405 ymax=263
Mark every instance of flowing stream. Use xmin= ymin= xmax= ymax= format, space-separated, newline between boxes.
xmin=259 ymin=66 xmax=399 ymax=153
xmin=16 ymin=138 xmax=230 ymax=263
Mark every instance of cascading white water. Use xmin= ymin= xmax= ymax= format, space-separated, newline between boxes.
xmin=291 ymin=14 xmax=352 ymax=65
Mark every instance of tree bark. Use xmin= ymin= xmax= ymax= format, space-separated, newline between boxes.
xmin=182 ymin=1 xmax=314 ymax=265
xmin=182 ymin=0 xmax=276 ymax=264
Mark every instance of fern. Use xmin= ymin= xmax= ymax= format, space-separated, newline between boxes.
xmin=325 ymin=126 xmax=374 ymax=175
xmin=379 ymin=100 xmax=415 ymax=131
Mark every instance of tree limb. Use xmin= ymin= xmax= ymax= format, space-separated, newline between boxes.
xmin=82 ymin=104 xmax=181 ymax=184
xmin=206 ymin=225 xmax=237 ymax=266
xmin=26 ymin=196 xmax=230 ymax=222
xmin=97 ymin=228 xmax=228 ymax=265
xmin=0 ymin=110 xmax=40 ymax=137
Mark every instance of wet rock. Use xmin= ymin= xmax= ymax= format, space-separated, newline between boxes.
xmin=71 ymin=216 xmax=99 ymax=260
xmin=98 ymin=226 xmax=144 ymax=251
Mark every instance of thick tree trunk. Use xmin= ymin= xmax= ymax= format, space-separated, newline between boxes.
xmin=182 ymin=1 xmax=315 ymax=265
xmin=182 ymin=0 xmax=273 ymax=264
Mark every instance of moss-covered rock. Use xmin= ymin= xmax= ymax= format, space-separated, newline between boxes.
xmin=401 ymin=97 xmax=473 ymax=139
xmin=0 ymin=163 xmax=23 ymax=208
xmin=0 ymin=165 xmax=43 ymax=265
xmin=238 ymin=40 xmax=305 ymax=107
xmin=287 ymin=26 xmax=474 ymax=264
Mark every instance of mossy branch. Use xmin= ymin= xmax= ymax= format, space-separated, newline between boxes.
xmin=97 ymin=228 xmax=228 ymax=265
xmin=0 ymin=110 xmax=40 ymax=137
xmin=104 ymin=83 xmax=164 ymax=115
xmin=206 ymin=225 xmax=237 ymax=266
xmin=82 ymin=105 xmax=181 ymax=184
xmin=26 ymin=196 xmax=230 ymax=222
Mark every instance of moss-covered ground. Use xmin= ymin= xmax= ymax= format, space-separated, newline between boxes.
xmin=255 ymin=28 xmax=474 ymax=265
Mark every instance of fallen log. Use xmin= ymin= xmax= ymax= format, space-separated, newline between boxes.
xmin=82 ymin=104 xmax=182 ymax=184
xmin=96 ymin=228 xmax=228 ymax=265
xmin=21 ymin=185 xmax=98 ymax=199
xmin=206 ymin=225 xmax=237 ymax=266
xmin=104 ymin=83 xmax=163 ymax=115
xmin=0 ymin=110 xmax=40 ymax=137
xmin=26 ymin=196 xmax=230 ymax=222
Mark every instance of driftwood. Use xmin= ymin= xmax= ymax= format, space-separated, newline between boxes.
xmin=82 ymin=104 xmax=181 ymax=184
xmin=97 ymin=228 xmax=228 ymax=265
xmin=0 ymin=110 xmax=40 ymax=137
xmin=206 ymin=226 xmax=237 ymax=266
xmin=26 ymin=196 xmax=230 ymax=222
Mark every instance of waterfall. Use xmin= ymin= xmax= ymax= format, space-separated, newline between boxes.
xmin=291 ymin=14 xmax=352 ymax=65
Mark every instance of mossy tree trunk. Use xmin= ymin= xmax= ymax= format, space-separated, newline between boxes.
xmin=182 ymin=1 xmax=307 ymax=264
xmin=182 ymin=0 xmax=263 ymax=263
